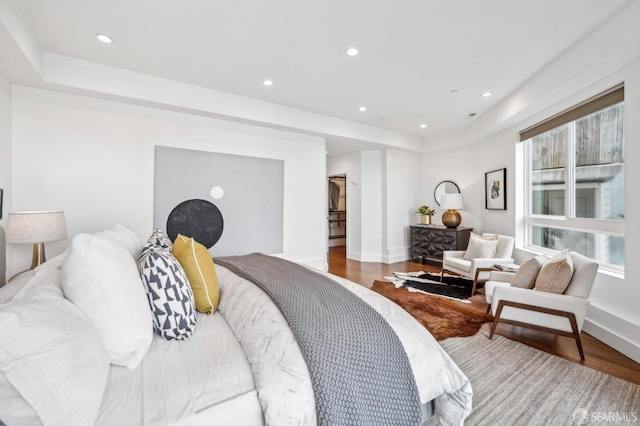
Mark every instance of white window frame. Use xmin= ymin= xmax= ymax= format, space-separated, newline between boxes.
xmin=523 ymin=112 xmax=625 ymax=274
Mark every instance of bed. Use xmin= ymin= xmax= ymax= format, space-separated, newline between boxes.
xmin=0 ymin=225 xmax=472 ymax=426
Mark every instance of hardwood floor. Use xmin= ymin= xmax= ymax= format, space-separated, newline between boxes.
xmin=327 ymin=246 xmax=640 ymax=385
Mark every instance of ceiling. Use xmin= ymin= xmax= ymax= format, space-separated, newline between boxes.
xmin=6 ymin=0 xmax=636 ymax=146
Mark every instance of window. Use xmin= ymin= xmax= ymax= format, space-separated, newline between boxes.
xmin=521 ymin=85 xmax=625 ymax=271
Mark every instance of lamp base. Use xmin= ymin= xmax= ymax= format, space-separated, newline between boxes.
xmin=442 ymin=209 xmax=461 ymax=228
xmin=7 ymin=243 xmax=45 ymax=283
xmin=30 ymin=242 xmax=46 ymax=269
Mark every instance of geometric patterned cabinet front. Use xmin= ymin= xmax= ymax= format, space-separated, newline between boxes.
xmin=409 ymin=225 xmax=473 ymax=264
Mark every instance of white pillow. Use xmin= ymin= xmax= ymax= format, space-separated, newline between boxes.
xmin=535 ymin=250 xmax=574 ymax=294
xmin=95 ymin=223 xmax=143 ymax=258
xmin=462 ymin=233 xmax=498 ymax=260
xmin=0 ymin=296 xmax=110 ymax=426
xmin=61 ymin=233 xmax=153 ymax=369
xmin=34 ymin=247 xmax=70 ymax=270
xmin=511 ymin=255 xmax=547 ymax=289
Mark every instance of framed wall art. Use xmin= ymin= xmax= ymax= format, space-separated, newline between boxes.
xmin=485 ymin=168 xmax=506 ymax=210
xmin=0 ymin=188 xmax=3 ymax=219
xmin=154 ymin=146 xmax=284 ymax=257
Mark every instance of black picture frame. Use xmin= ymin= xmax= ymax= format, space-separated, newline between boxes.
xmin=0 ymin=188 xmax=3 ymax=219
xmin=485 ymin=168 xmax=506 ymax=210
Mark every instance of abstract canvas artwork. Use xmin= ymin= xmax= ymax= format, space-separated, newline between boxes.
xmin=154 ymin=146 xmax=284 ymax=256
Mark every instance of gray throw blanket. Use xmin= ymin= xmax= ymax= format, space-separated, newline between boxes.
xmin=215 ymin=253 xmax=421 ymax=426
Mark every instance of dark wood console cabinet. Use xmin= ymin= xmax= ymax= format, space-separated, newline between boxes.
xmin=410 ymin=225 xmax=472 ymax=264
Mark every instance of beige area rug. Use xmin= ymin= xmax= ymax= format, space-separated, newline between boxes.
xmin=426 ymin=327 xmax=640 ymax=426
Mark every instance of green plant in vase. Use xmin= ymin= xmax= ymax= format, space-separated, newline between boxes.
xmin=416 ymin=205 xmax=435 ymax=225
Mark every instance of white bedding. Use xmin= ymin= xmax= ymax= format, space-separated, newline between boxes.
xmin=0 ymin=267 xmax=110 ymax=426
xmin=96 ymin=311 xmax=258 ymax=426
xmin=215 ymin=265 xmax=472 ymax=426
xmin=1 ymin=258 xmax=472 ymax=426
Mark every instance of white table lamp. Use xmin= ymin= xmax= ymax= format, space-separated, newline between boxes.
xmin=6 ymin=210 xmax=68 ymax=270
xmin=440 ymin=194 xmax=464 ymax=228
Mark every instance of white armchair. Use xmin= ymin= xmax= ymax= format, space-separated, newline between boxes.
xmin=441 ymin=233 xmax=515 ymax=296
xmin=487 ymin=251 xmax=598 ymax=361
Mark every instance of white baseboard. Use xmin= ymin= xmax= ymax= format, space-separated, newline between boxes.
xmin=357 ymin=254 xmax=383 ymax=263
xmin=583 ymin=305 xmax=640 ymax=364
xmin=348 ymin=248 xmax=411 ymax=264
xmin=382 ymin=247 xmax=410 ymax=264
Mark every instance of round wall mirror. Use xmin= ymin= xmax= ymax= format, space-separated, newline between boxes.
xmin=434 ymin=180 xmax=460 ymax=206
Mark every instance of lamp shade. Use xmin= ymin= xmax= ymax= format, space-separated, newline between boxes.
xmin=440 ymin=193 xmax=464 ymax=210
xmin=6 ymin=211 xmax=68 ymax=244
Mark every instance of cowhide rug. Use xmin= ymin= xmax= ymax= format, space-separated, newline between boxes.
xmin=371 ymin=280 xmax=492 ymax=340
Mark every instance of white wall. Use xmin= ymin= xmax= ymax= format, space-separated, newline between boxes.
xmin=420 ymin=129 xmax=517 ymax=236
xmin=0 ymin=74 xmax=10 ymax=227
xmin=419 ymin=147 xmax=480 ymax=232
xmin=9 ymin=86 xmax=327 ymax=276
xmin=384 ymin=150 xmax=420 ymax=263
xmin=0 ymin=73 xmax=10 ymax=285
xmin=359 ymin=151 xmax=383 ymax=262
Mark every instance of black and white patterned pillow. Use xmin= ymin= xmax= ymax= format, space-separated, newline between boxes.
xmin=137 ymin=246 xmax=197 ymax=340
xmin=147 ymin=228 xmax=173 ymax=251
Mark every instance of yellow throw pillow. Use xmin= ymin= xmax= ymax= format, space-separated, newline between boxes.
xmin=172 ymin=234 xmax=220 ymax=314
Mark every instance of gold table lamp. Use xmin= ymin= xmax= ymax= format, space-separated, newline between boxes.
xmin=440 ymin=194 xmax=464 ymax=228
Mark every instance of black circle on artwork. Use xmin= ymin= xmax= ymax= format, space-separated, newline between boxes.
xmin=166 ymin=199 xmax=224 ymax=249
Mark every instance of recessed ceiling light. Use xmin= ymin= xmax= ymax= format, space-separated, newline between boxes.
xmin=420 ymin=124 xmax=427 ymax=128
xmin=359 ymin=106 xmax=367 ymax=112
xmin=482 ymin=91 xmax=492 ymax=97
xmin=468 ymin=113 xmax=477 ymax=118
xmin=379 ymin=117 xmax=389 ymax=121
xmin=263 ymin=79 xmax=273 ymax=86
xmin=346 ymin=48 xmax=359 ymax=56
xmin=95 ymin=33 xmax=113 ymax=43
xmin=450 ymin=89 xmax=459 ymax=94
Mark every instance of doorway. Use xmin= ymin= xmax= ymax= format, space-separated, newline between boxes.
xmin=328 ymin=175 xmax=346 ymax=253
